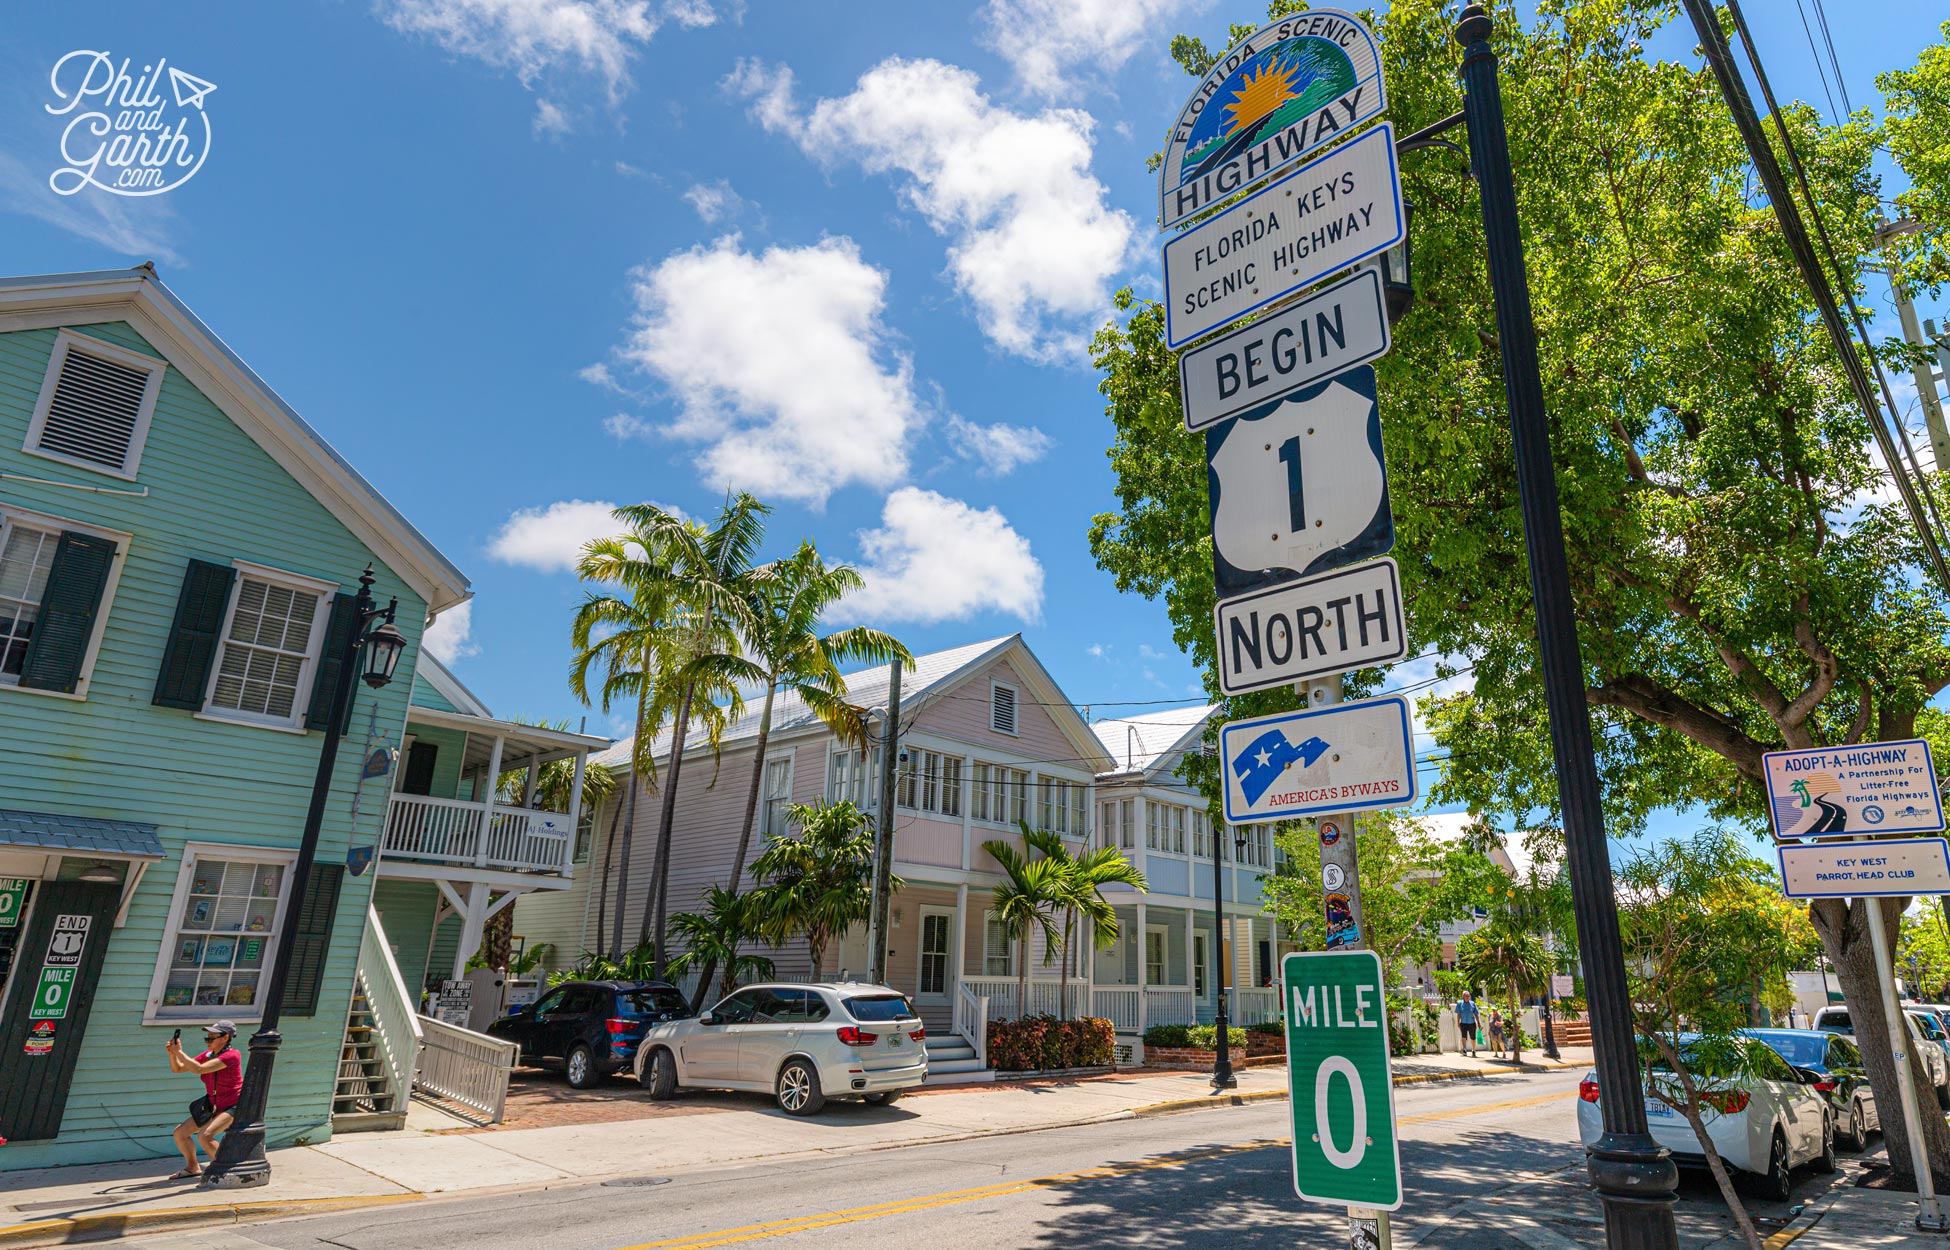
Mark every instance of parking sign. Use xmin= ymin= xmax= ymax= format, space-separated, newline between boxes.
xmin=1285 ymin=949 xmax=1401 ymax=1210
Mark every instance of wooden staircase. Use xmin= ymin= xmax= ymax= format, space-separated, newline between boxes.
xmin=333 ymin=983 xmax=407 ymax=1132
xmin=1550 ymin=1017 xmax=1593 ymax=1047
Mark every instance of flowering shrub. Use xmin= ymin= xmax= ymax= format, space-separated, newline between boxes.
xmin=987 ymin=1015 xmax=1115 ymax=1070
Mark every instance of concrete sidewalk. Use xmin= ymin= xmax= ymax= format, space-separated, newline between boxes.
xmin=1773 ymin=1183 xmax=1950 ymax=1247
xmin=0 ymin=1047 xmax=1590 ymax=1247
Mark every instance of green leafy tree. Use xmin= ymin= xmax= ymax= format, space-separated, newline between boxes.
xmin=1092 ymin=1 xmax=1950 ymax=1184
xmin=982 ymin=836 xmax=1067 ymax=1019
xmin=1617 ymin=832 xmax=1826 ymax=1248
xmin=1455 ymin=920 xmax=1551 ymax=1063
xmin=1877 ymin=21 xmax=1950 ymax=296
xmin=1902 ymin=899 xmax=1950 ymax=1002
xmin=1021 ymin=823 xmax=1149 ymax=1018
xmin=750 ymin=800 xmax=889 ymax=981
xmin=667 ymin=886 xmax=777 ymax=1004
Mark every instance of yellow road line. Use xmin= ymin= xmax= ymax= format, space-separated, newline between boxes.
xmin=610 ymin=1089 xmax=1573 ymax=1250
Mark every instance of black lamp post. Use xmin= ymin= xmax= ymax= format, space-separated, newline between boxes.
xmin=1377 ymin=202 xmax=1414 ymax=326
xmin=1205 ymin=822 xmax=1240 ymax=1090
xmin=204 ymin=566 xmax=402 ymax=1189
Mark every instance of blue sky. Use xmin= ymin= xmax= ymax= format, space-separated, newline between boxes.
xmin=3 ymin=2 xmax=1945 ymax=840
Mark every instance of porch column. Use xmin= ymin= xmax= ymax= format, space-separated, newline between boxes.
xmin=952 ymin=882 xmax=968 ymax=997
xmin=477 ymin=735 xmax=506 ymax=868
xmin=1135 ymin=899 xmax=1148 ymax=1036
xmin=1184 ymin=905 xmax=1195 ymax=996
xmin=563 ymin=751 xmax=587 ymax=877
xmin=521 ymin=757 xmax=540 ymax=806
xmin=452 ymin=881 xmax=489 ymax=980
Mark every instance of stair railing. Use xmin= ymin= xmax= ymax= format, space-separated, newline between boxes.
xmin=416 ymin=1014 xmax=519 ymax=1125
xmin=954 ymin=981 xmax=989 ymax=1068
xmin=357 ymin=906 xmax=424 ymax=1106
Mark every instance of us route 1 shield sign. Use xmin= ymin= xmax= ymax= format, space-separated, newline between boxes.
xmin=1159 ymin=10 xmax=1387 ymax=230
xmin=1163 ymin=121 xmax=1403 ymax=350
xmin=1285 ymin=949 xmax=1402 ymax=1211
xmin=1179 ymin=266 xmax=1391 ymax=433
xmin=1219 ymin=694 xmax=1416 ymax=824
xmin=1761 ymin=739 xmax=1945 ymax=841
xmin=1213 ymin=557 xmax=1407 ymax=695
xmin=1207 ymin=364 xmax=1392 ymax=598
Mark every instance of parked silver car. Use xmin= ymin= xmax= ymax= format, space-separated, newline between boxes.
xmin=633 ymin=982 xmax=928 ymax=1115
xmin=1814 ymin=1005 xmax=1950 ymax=1108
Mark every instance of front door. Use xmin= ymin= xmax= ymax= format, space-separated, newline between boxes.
xmin=0 ymin=881 xmax=120 ymax=1142
xmin=916 ymin=908 xmax=953 ymax=1005
xmin=831 ymin=925 xmax=869 ymax=982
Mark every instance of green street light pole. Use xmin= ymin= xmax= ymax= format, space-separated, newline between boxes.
xmin=1453 ymin=8 xmax=1679 ymax=1247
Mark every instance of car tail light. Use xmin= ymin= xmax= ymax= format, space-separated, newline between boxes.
xmin=606 ymin=1018 xmax=635 ymax=1034
xmin=1812 ymin=1079 xmax=1836 ymax=1094
xmin=910 ymin=1028 xmax=926 ymax=1042
xmin=1578 ymin=1079 xmax=1601 ymax=1104
xmin=837 ymin=1026 xmax=879 ymax=1046
xmin=1702 ymin=1090 xmax=1750 ymax=1114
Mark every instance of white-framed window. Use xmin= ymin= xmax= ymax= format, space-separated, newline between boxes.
xmin=759 ymin=753 xmax=794 ymax=837
xmin=1145 ymin=926 xmax=1169 ymax=986
xmin=24 ymin=330 xmax=167 ymax=480
xmin=1193 ymin=809 xmax=1212 ymax=858
xmin=986 ymin=766 xmax=1028 ymax=826
xmin=940 ymin=755 xmax=962 ymax=817
xmin=972 ymin=762 xmax=992 ymax=822
xmin=990 ymin=681 xmax=1018 ymax=735
xmin=1100 ymin=800 xmax=1116 ymax=849
xmin=1119 ymin=798 xmax=1135 ymax=849
xmin=1193 ymin=933 xmax=1209 ymax=998
xmin=201 ymin=563 xmax=334 ymax=730
xmin=1071 ymin=784 xmax=1087 ymax=838
xmin=146 ymin=843 xmax=295 ymax=1023
xmin=0 ymin=518 xmax=59 ymax=685
xmin=826 ymin=747 xmax=879 ymax=808
xmin=1170 ymin=806 xmax=1187 ymax=854
xmin=1145 ymin=803 xmax=1160 ymax=849
xmin=898 ymin=748 xmax=962 ymax=816
xmin=982 ymin=910 xmax=1014 ymax=976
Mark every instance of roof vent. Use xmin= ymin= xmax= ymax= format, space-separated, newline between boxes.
xmin=28 ymin=336 xmax=163 ymax=476
xmin=991 ymin=683 xmax=1017 ymax=735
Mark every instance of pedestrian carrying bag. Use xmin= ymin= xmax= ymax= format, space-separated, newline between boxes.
xmin=188 ymin=1096 xmax=216 ymax=1127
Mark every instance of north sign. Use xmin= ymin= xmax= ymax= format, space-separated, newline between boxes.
xmin=1179 ymin=266 xmax=1391 ymax=433
xmin=1214 ymin=557 xmax=1407 ymax=695
xmin=1761 ymin=739 xmax=1944 ymax=841
xmin=1284 ymin=949 xmax=1402 ymax=1211
xmin=1777 ymin=838 xmax=1950 ymax=899
xmin=1163 ymin=122 xmax=1403 ymax=350
xmin=1219 ymin=694 xmax=1416 ymax=824
xmin=1208 ymin=365 xmax=1393 ymax=598
xmin=1159 ymin=10 xmax=1387 ymax=230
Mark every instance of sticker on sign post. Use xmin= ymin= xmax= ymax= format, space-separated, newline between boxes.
xmin=1284 ymin=949 xmax=1401 ymax=1211
xmin=1219 ymin=695 xmax=1416 ymax=824
xmin=1158 ymin=10 xmax=1388 ymax=230
xmin=1761 ymin=739 xmax=1944 ymax=841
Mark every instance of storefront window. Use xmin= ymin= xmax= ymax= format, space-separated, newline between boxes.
xmin=150 ymin=849 xmax=291 ymax=1020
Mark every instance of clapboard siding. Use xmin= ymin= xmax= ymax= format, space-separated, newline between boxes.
xmin=0 ymin=321 xmax=436 ymax=1169
xmin=908 ymin=658 xmax=1085 ymax=771
xmin=372 ymin=878 xmax=440 ymax=999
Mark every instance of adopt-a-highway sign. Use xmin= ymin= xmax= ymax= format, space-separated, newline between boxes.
xmin=1285 ymin=949 xmax=1401 ymax=1210
xmin=1761 ymin=739 xmax=1945 ymax=841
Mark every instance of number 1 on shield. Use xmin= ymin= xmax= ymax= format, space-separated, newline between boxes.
xmin=1278 ymin=436 xmax=1306 ymax=532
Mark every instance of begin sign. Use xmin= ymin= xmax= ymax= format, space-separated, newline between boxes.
xmin=1285 ymin=949 xmax=1401 ymax=1211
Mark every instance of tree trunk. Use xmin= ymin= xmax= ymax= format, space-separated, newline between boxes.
xmin=1061 ymin=909 xmax=1075 ymax=1021
xmin=1508 ymin=975 xmax=1522 ymax=1064
xmin=1663 ymin=1055 xmax=1765 ymax=1250
xmin=610 ymin=685 xmax=648 ymax=958
xmin=644 ymin=681 xmax=696 ymax=973
xmin=595 ymin=787 xmax=621 ymax=960
xmin=1018 ymin=933 xmax=1029 ymax=1022
xmin=480 ymin=904 xmax=514 ymax=972
xmin=808 ymin=931 xmax=824 ymax=982
xmin=690 ymin=680 xmax=777 ymax=1009
xmin=1812 ymin=895 xmax=1950 ymax=1188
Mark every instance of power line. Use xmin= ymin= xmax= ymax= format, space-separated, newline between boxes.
xmin=1791 ymin=0 xmax=1842 ymax=120
xmin=1809 ymin=0 xmax=1852 ymax=114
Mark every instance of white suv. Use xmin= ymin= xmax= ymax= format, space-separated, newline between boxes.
xmin=634 ymin=982 xmax=929 ymax=1115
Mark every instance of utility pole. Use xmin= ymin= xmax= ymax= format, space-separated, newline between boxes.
xmin=867 ymin=660 xmax=902 ymax=986
xmin=1454 ymin=8 xmax=1680 ymax=1248
xmin=1893 ymin=288 xmax=1948 ymax=467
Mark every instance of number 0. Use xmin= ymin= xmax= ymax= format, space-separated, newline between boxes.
xmin=1315 ymin=1055 xmax=1368 ymax=1170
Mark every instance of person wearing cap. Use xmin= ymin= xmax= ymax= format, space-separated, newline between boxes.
xmin=164 ymin=1020 xmax=242 ymax=1179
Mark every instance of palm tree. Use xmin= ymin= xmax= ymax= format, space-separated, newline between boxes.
xmin=1456 ymin=919 xmax=1552 ymax=1063
xmin=667 ymin=886 xmax=776 ymax=1002
xmin=749 ymin=800 xmax=888 ymax=985
xmin=983 ymin=837 xmax=1066 ymax=1020
xmin=683 ymin=541 xmax=910 ymax=998
xmin=1019 ymin=823 xmax=1148 ymax=1019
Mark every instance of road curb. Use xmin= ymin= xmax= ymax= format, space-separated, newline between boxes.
xmin=0 ymin=1191 xmax=424 ymax=1249
xmin=1131 ymin=1061 xmax=1584 ymax=1116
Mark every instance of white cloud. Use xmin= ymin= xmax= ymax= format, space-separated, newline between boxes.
xmin=980 ymin=0 xmax=1200 ymax=97
xmin=0 ymin=149 xmax=182 ymax=264
xmin=839 ymin=487 xmax=1043 ymax=624
xmin=488 ymin=498 xmax=626 ymax=571
xmin=614 ymin=234 xmax=918 ymax=506
xmin=948 ymin=415 xmax=1051 ymax=474
xmin=682 ymin=179 xmax=745 ymax=223
xmin=532 ymin=97 xmax=572 ymax=136
xmin=422 ymin=600 xmax=479 ymax=663
xmin=1085 ymin=642 xmax=1108 ymax=658
xmin=728 ymin=57 xmax=1136 ymax=360
xmin=579 ymin=361 xmax=623 ymax=390
xmin=376 ymin=0 xmax=721 ymax=109
xmin=604 ymin=411 xmax=654 ymax=439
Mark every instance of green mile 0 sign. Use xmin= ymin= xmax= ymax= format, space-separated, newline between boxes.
xmin=1283 ymin=950 xmax=1402 ymax=1210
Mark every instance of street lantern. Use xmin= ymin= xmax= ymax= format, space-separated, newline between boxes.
xmin=361 ymin=618 xmax=407 ymax=688
xmin=1233 ymin=829 xmax=1248 ymax=857
xmin=1379 ymin=202 xmax=1414 ymax=326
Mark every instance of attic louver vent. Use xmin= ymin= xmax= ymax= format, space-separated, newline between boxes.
xmin=991 ymin=683 xmax=1017 ymax=735
xmin=36 ymin=348 xmax=151 ymax=472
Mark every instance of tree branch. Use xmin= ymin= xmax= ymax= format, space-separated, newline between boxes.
xmin=1662 ymin=591 xmax=1794 ymax=725
xmin=1587 ymin=674 xmax=1776 ymax=780
xmin=1779 ymin=597 xmax=1839 ymax=740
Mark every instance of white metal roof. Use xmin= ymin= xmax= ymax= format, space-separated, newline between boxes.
xmin=1090 ymin=704 xmax=1218 ymax=778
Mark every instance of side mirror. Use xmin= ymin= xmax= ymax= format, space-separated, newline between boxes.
xmin=1790 ymin=1065 xmax=1824 ymax=1085
xmin=698 ymin=1012 xmax=719 ymax=1027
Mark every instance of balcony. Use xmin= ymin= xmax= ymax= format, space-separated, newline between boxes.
xmin=382 ymin=794 xmax=573 ymax=876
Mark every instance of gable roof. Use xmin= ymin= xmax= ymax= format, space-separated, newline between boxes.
xmin=0 ymin=267 xmax=469 ymax=615
xmin=414 ymin=651 xmax=494 ymax=718
xmin=593 ymin=634 xmax=1115 ymax=774
xmin=1091 ymin=704 xmax=1218 ymax=780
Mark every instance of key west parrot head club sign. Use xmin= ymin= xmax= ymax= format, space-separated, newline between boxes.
xmin=1159 ymin=10 xmax=1386 ymax=230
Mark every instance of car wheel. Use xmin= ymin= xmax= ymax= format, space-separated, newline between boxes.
xmin=565 ymin=1043 xmax=602 ymax=1090
xmin=1938 ymin=1071 xmax=1949 ymax=1110
xmin=1751 ymin=1129 xmax=1793 ymax=1203
xmin=863 ymin=1089 xmax=904 ymax=1106
xmin=642 ymin=1047 xmax=679 ymax=1100
xmin=1842 ymin=1099 xmax=1866 ymax=1151
xmin=1814 ymin=1116 xmax=1837 ymax=1174
xmin=776 ymin=1058 xmax=825 ymax=1116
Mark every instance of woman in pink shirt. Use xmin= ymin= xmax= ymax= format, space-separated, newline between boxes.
xmin=164 ymin=1019 xmax=242 ymax=1179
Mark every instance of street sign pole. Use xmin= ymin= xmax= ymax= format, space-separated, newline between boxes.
xmin=1454 ymin=8 xmax=1679 ymax=1247
xmin=1865 ymin=893 xmax=1949 ymax=1229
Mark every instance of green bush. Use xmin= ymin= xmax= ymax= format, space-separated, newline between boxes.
xmin=988 ymin=1016 xmax=1115 ymax=1070
xmin=1246 ymin=1020 xmax=1284 ymax=1036
xmin=1142 ymin=1023 xmax=1246 ymax=1049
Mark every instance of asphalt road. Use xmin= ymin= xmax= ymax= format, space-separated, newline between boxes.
xmin=119 ymin=1069 xmax=1853 ymax=1250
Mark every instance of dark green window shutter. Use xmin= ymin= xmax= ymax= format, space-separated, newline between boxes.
xmin=279 ymin=863 xmax=344 ymax=1016
xmin=18 ymin=531 xmax=118 ymax=693
xmin=152 ymin=559 xmax=235 ymax=709
xmin=305 ymin=592 xmax=361 ymax=732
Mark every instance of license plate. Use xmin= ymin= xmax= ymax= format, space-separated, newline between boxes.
xmin=890 ymin=1035 xmax=903 ymax=1048
xmin=1645 ymin=1099 xmax=1674 ymax=1118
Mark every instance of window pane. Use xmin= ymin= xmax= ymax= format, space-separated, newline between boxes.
xmin=0 ymin=523 xmax=56 ymax=683
xmin=159 ymin=853 xmax=285 ymax=1017
xmin=208 ymin=576 xmax=322 ymax=722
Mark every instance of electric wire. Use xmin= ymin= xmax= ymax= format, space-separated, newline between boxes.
xmin=1791 ymin=0 xmax=1842 ymax=121
xmin=1808 ymin=0 xmax=1853 ymax=114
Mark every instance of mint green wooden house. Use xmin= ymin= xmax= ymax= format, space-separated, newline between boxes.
xmin=0 ymin=268 xmax=470 ymax=1169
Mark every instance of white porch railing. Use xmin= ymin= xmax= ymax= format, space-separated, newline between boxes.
xmin=1235 ymin=987 xmax=1281 ymax=1026
xmin=960 ymin=976 xmax=1088 ymax=1021
xmin=357 ymin=906 xmax=422 ymax=1104
xmin=384 ymin=794 xmax=573 ymax=875
xmin=414 ymin=1014 xmax=519 ymax=1125
xmin=1145 ymin=987 xmax=1198 ymax=1027
xmin=1091 ymin=987 xmax=1140 ymax=1033
xmin=953 ymin=982 xmax=988 ymax=1067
